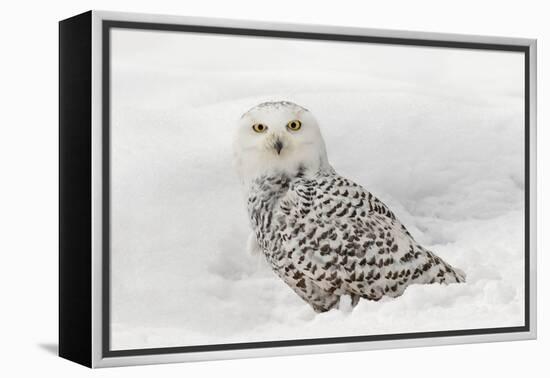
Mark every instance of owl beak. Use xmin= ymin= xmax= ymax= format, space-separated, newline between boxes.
xmin=274 ymin=139 xmax=284 ymax=155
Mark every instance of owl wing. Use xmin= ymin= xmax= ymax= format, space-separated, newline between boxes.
xmin=277 ymin=172 xmax=464 ymax=302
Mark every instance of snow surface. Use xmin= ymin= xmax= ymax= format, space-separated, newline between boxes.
xmin=109 ymin=29 xmax=525 ymax=350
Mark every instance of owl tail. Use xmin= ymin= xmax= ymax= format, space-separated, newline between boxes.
xmin=412 ymin=249 xmax=466 ymax=285
xmin=431 ymin=261 xmax=466 ymax=284
xmin=453 ymin=267 xmax=467 ymax=283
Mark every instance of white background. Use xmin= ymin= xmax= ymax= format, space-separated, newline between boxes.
xmin=0 ymin=0 xmax=546 ymax=377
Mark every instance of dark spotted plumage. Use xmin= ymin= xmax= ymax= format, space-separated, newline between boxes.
xmin=247 ymin=168 xmax=465 ymax=313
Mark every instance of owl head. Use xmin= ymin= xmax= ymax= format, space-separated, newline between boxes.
xmin=233 ymin=101 xmax=330 ymax=186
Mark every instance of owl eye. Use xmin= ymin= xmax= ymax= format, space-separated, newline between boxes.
xmin=252 ymin=123 xmax=268 ymax=133
xmin=286 ymin=120 xmax=302 ymax=131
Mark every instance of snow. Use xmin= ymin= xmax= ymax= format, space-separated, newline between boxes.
xmin=109 ymin=29 xmax=525 ymax=350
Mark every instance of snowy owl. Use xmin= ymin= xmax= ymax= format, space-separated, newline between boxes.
xmin=233 ymin=101 xmax=465 ymax=313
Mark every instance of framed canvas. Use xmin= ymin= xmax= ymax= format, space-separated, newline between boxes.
xmin=59 ymin=10 xmax=537 ymax=368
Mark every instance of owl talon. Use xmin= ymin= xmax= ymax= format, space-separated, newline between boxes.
xmin=337 ymin=295 xmax=354 ymax=313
